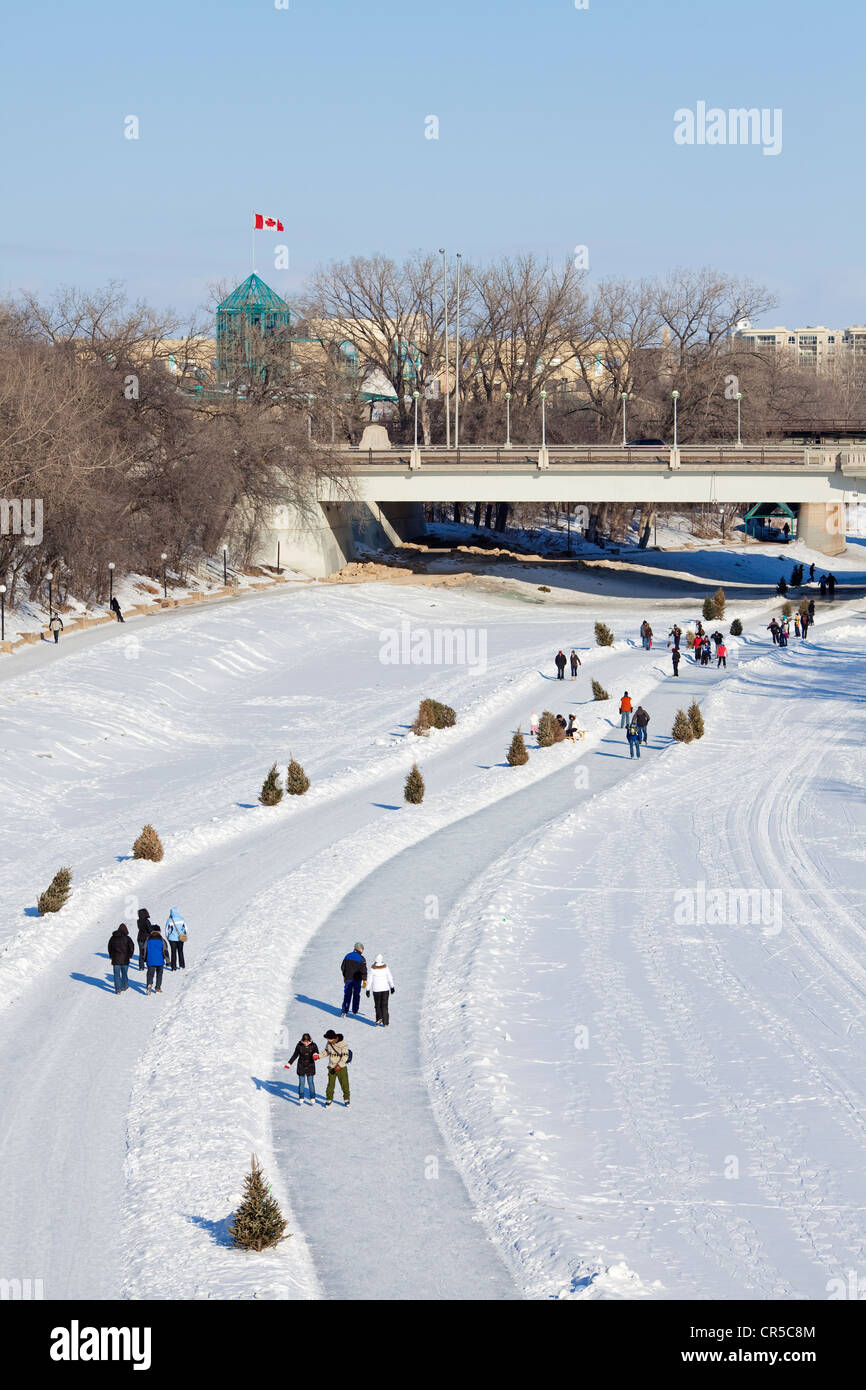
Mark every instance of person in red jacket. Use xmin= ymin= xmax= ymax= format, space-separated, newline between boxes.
xmin=619 ymin=692 xmax=632 ymax=728
xmin=716 ymin=641 xmax=727 ymax=669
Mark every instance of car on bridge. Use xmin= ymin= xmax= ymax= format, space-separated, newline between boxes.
xmin=626 ymin=438 xmax=668 ymax=448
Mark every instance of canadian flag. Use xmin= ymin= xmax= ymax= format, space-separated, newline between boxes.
xmin=254 ymin=213 xmax=284 ymax=231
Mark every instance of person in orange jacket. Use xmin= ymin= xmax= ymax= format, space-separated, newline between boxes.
xmin=619 ymin=692 xmax=632 ymax=728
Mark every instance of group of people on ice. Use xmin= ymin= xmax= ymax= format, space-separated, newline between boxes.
xmin=619 ymin=692 xmax=651 ymax=758
xmin=105 ymin=907 xmax=187 ymax=995
xmin=768 ymin=602 xmax=814 ymax=645
xmin=554 ymin=649 xmax=582 ymax=680
xmin=667 ymin=622 xmax=727 ymax=676
xmin=283 ymin=942 xmax=396 ymax=1108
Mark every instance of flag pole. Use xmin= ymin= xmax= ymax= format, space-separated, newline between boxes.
xmin=251 ymin=220 xmax=255 ymax=275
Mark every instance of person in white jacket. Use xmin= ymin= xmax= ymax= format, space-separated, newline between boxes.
xmin=366 ymin=954 xmax=395 ymax=1026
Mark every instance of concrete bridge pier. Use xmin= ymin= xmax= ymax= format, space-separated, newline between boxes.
xmin=254 ymin=498 xmax=426 ymax=579
xmin=798 ymin=502 xmax=847 ymax=556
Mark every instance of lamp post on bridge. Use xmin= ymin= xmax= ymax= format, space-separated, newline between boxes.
xmin=0 ymin=584 xmax=5 ymax=642
xmin=620 ymin=391 xmax=629 ymax=448
xmin=735 ymin=391 xmax=743 ymax=449
xmin=46 ymin=571 xmax=54 ymax=617
xmin=540 ymin=390 xmax=548 ymax=449
xmin=671 ymin=390 xmax=680 ymax=450
xmin=454 ymin=252 xmax=462 ymax=450
xmin=504 ymin=392 xmax=512 ymax=449
xmin=161 ymin=553 xmax=168 ymax=599
xmin=222 ymin=544 xmax=228 ymax=586
xmin=439 ymin=248 xmax=450 ymax=448
xmin=413 ymin=390 xmax=420 ymax=449
xmin=108 ymin=561 xmax=115 ymax=604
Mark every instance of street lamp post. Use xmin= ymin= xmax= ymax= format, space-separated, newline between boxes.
xmin=736 ymin=391 xmax=743 ymax=448
xmin=108 ymin=561 xmax=115 ymax=603
xmin=161 ymin=553 xmax=168 ymax=599
xmin=413 ymin=390 xmax=420 ymax=449
xmin=223 ymin=545 xmax=228 ymax=586
xmin=46 ymin=571 xmax=53 ymax=616
xmin=505 ymin=391 xmax=512 ymax=448
xmin=0 ymin=584 xmax=5 ymax=642
xmin=439 ymin=248 xmax=450 ymax=448
xmin=671 ymin=390 xmax=680 ymax=449
xmin=540 ymin=390 xmax=548 ymax=448
xmin=454 ymin=252 xmax=462 ymax=450
xmin=621 ymin=391 xmax=629 ymax=448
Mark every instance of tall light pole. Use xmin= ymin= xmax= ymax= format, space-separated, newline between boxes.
xmin=46 ymin=571 xmax=53 ymax=616
xmin=0 ymin=583 xmax=5 ymax=643
xmin=505 ymin=391 xmax=512 ymax=448
xmin=108 ymin=561 xmax=115 ymax=603
xmin=161 ymin=553 xmax=167 ymax=599
xmin=736 ymin=391 xmax=743 ymax=449
xmin=621 ymin=391 xmax=629 ymax=447
xmin=439 ymin=248 xmax=450 ymax=448
xmin=222 ymin=544 xmax=228 ymax=586
xmin=454 ymin=252 xmax=462 ymax=450
xmin=540 ymin=390 xmax=548 ymax=448
xmin=671 ymin=390 xmax=680 ymax=449
xmin=413 ymin=390 xmax=420 ymax=448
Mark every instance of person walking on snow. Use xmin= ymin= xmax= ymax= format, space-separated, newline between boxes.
xmin=808 ymin=598 xmax=815 ymax=620
xmin=165 ymin=907 xmax=187 ymax=971
xmin=809 ymin=561 xmax=815 ymax=582
xmin=107 ymin=923 xmax=134 ymax=994
xmin=626 ymin=718 xmax=642 ymax=759
xmin=285 ymin=1033 xmax=319 ymax=1105
xmin=778 ymin=624 xmax=788 ymax=648
xmin=668 ymin=624 xmax=682 ymax=649
xmin=136 ymin=907 xmax=154 ymax=971
xmin=48 ymin=613 xmax=63 ymax=644
xmin=672 ymin=647 xmax=681 ymax=677
xmin=828 ymin=573 xmax=837 ymax=598
xmin=323 ymin=1030 xmax=351 ymax=1106
xmin=145 ymin=927 xmax=168 ymax=995
xmin=794 ymin=613 xmax=801 ymax=637
xmin=644 ymin=622 xmax=653 ymax=650
xmin=801 ymin=611 xmax=810 ymax=639
xmin=634 ymin=705 xmax=650 ymax=745
xmin=619 ymin=691 xmax=632 ymax=728
xmin=716 ymin=641 xmax=728 ymax=669
xmin=529 ymin=711 xmax=539 ymax=739
xmin=569 ymin=649 xmax=581 ymax=677
xmin=366 ymin=954 xmax=395 ymax=1026
xmin=110 ymin=595 xmax=124 ymax=623
xmin=341 ymin=943 xmax=368 ymax=1017
xmin=767 ymin=619 xmax=780 ymax=644
xmin=555 ymin=650 xmax=567 ymax=680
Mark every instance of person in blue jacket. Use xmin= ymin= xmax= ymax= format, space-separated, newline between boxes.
xmin=145 ymin=928 xmax=168 ymax=995
xmin=165 ymin=907 xmax=187 ymax=971
xmin=340 ymin=943 xmax=368 ymax=1017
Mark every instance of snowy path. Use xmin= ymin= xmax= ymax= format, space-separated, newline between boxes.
xmin=269 ymin=652 xmax=736 ymax=1299
xmin=424 ymin=615 xmax=866 ymax=1298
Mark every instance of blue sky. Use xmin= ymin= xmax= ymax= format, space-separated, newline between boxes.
xmin=2 ymin=0 xmax=863 ymax=327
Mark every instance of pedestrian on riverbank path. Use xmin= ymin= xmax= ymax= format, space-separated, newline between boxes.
xmin=717 ymin=641 xmax=728 ymax=669
xmin=285 ymin=1033 xmax=319 ymax=1105
xmin=555 ymin=650 xmax=567 ymax=679
xmin=136 ymin=907 xmax=154 ymax=971
xmin=145 ymin=928 xmax=168 ymax=995
xmin=634 ymin=706 xmax=650 ymax=745
xmin=165 ymin=907 xmax=187 ymax=971
xmin=48 ymin=614 xmax=63 ymax=644
xmin=619 ymin=692 xmax=632 ymax=727
xmin=672 ymin=648 xmax=681 ymax=677
xmin=569 ymin=649 xmax=581 ymax=677
xmin=626 ymin=718 xmax=642 ymax=759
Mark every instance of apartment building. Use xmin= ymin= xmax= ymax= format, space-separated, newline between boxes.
xmin=734 ymin=321 xmax=866 ymax=370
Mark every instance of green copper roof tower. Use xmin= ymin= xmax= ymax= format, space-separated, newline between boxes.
xmin=216 ymin=273 xmax=292 ymax=382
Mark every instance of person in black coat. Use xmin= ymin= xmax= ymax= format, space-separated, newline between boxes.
xmin=136 ymin=907 xmax=153 ymax=971
xmin=286 ymin=1034 xmax=320 ymax=1104
xmin=672 ymin=648 xmax=681 ymax=676
xmin=107 ymin=924 xmax=134 ymax=994
xmin=110 ymin=596 xmax=124 ymax=622
xmin=555 ymin=650 xmax=567 ymax=679
xmin=569 ymin=649 xmax=581 ymax=677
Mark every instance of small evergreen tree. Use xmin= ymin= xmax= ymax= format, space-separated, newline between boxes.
xmin=672 ymin=709 xmax=694 ymax=743
xmin=537 ymin=711 xmax=558 ymax=747
xmin=418 ymin=698 xmax=456 ymax=729
xmin=729 ymin=618 xmax=743 ymax=636
xmin=776 ymin=576 xmax=788 ymax=596
xmin=286 ymin=759 xmax=310 ymax=796
xmin=782 ymin=601 xmax=793 ymax=617
xmin=687 ymin=699 xmax=705 ymax=739
xmin=506 ymin=729 xmax=529 ymax=766
xmin=411 ymin=706 xmax=431 ymax=736
xmin=132 ymin=824 xmax=164 ymax=862
xmin=702 ymin=595 xmax=716 ymax=622
xmin=404 ymin=763 xmax=425 ymax=803
xmin=591 ymin=679 xmax=609 ymax=701
xmin=712 ymin=587 xmax=726 ymax=617
xmin=686 ymin=630 xmax=695 ymax=648
xmin=259 ymin=764 xmax=283 ymax=806
xmin=798 ymin=599 xmax=810 ymax=616
xmin=229 ymin=1154 xmax=289 ymax=1252
xmin=594 ymin=621 xmax=614 ymax=647
xmin=37 ymin=866 xmax=72 ymax=915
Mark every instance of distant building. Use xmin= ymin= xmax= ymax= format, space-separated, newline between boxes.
xmin=733 ymin=322 xmax=866 ymax=371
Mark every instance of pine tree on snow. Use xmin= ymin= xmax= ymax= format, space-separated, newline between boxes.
xmin=506 ymin=729 xmax=529 ymax=765
xmin=229 ymin=1154 xmax=289 ymax=1252
xmin=259 ymin=764 xmax=283 ymax=806
xmin=37 ymin=866 xmax=72 ymax=915
xmin=286 ymin=759 xmax=310 ymax=795
xmin=404 ymin=763 xmax=425 ymax=803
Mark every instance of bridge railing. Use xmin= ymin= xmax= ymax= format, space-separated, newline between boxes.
xmin=341 ymin=444 xmax=835 ymax=468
